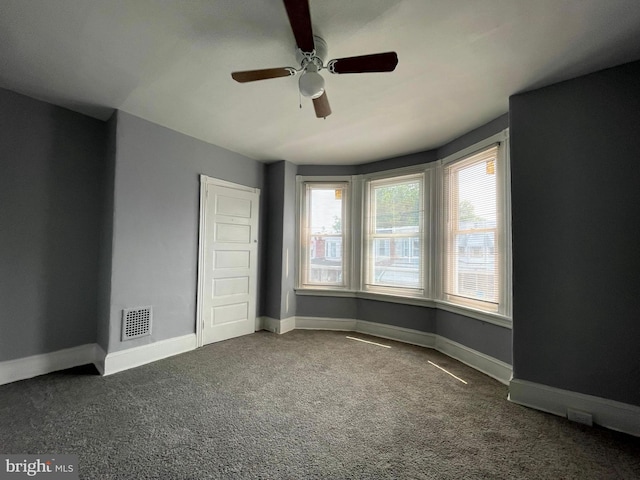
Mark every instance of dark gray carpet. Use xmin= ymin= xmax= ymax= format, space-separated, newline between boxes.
xmin=1 ymin=330 xmax=639 ymax=479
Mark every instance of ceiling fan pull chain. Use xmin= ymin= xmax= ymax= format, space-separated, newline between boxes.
xmin=299 ymin=90 xmax=302 ymax=109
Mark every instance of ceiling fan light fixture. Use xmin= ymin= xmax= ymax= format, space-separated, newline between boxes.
xmin=299 ymin=71 xmax=325 ymax=99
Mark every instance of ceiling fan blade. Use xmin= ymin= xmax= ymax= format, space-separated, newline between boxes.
xmin=231 ymin=68 xmax=295 ymax=83
xmin=328 ymin=52 xmax=398 ymax=74
xmin=283 ymin=0 xmax=315 ymax=52
xmin=313 ymin=91 xmax=331 ymax=119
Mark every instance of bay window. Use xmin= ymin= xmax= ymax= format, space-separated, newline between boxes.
xmin=296 ymin=130 xmax=511 ymax=324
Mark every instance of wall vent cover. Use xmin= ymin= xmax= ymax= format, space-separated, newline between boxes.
xmin=122 ymin=306 xmax=152 ymax=341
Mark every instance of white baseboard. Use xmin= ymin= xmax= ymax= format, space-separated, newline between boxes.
xmin=255 ymin=316 xmax=265 ymax=332
xmin=103 ymin=334 xmax=196 ymax=376
xmin=93 ymin=344 xmax=107 ymax=375
xmin=436 ymin=336 xmax=512 ymax=385
xmin=262 ymin=316 xmax=296 ymax=335
xmin=0 ymin=344 xmax=102 ymax=386
xmin=280 ymin=316 xmax=296 ymax=334
xmin=289 ymin=316 xmax=511 ymax=385
xmin=262 ymin=316 xmax=278 ymax=333
xmin=509 ymin=378 xmax=640 ymax=437
xmin=356 ymin=319 xmax=436 ymax=349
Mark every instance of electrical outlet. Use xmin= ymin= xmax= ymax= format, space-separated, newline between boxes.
xmin=567 ymin=408 xmax=593 ymax=426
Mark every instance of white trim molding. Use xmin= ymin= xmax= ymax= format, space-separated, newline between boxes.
xmin=509 ymin=378 xmax=640 ymax=437
xmin=435 ymin=336 xmax=512 ymax=385
xmin=93 ymin=345 xmax=107 ymax=375
xmin=0 ymin=344 xmax=103 ymax=386
xmin=262 ymin=316 xmax=296 ymax=335
xmin=103 ymin=334 xmax=196 ymax=376
xmin=356 ymin=319 xmax=436 ymax=349
xmin=260 ymin=316 xmax=512 ymax=385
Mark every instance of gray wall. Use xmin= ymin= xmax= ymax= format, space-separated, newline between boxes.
xmin=280 ymin=161 xmax=298 ymax=319
xmin=510 ymin=60 xmax=640 ymax=406
xmin=296 ymin=151 xmax=438 ymax=177
xmin=357 ymin=150 xmax=437 ymax=175
xmin=295 ymin=296 xmax=436 ymax=332
xmin=358 ymin=299 xmax=437 ymax=332
xmin=0 ymin=88 xmax=106 ymax=361
xmin=436 ymin=311 xmax=511 ymax=364
xmin=96 ymin=113 xmax=117 ymax=352
xmin=107 ymin=112 xmax=266 ymax=352
xmin=264 ymin=161 xmax=297 ymax=320
xmin=437 ymin=113 xmax=509 ymax=159
xmin=295 ymin=296 xmax=358 ymax=320
xmin=296 ymin=164 xmax=358 ymax=177
xmin=264 ymin=162 xmax=285 ymax=319
xmin=294 ymin=114 xmax=511 ymax=363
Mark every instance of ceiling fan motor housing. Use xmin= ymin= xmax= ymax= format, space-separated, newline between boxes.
xmin=296 ymin=35 xmax=327 ymax=68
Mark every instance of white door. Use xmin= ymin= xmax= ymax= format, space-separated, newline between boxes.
xmin=200 ymin=179 xmax=259 ymax=345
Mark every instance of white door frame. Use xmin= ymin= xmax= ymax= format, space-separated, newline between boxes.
xmin=196 ymin=175 xmax=260 ymax=348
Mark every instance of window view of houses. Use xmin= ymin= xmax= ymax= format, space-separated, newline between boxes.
xmin=369 ymin=178 xmax=422 ymax=289
xmin=448 ymin=157 xmax=499 ymax=303
xmin=306 ymin=186 xmax=345 ymax=285
xmin=454 ymin=224 xmax=497 ymax=302
xmin=303 ymin=154 xmax=498 ymax=302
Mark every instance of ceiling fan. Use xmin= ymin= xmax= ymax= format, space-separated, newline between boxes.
xmin=231 ymin=0 xmax=399 ymax=119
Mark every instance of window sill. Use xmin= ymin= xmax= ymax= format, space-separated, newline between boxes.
xmin=295 ymin=289 xmax=512 ymax=329
xmin=295 ymin=289 xmax=358 ymax=298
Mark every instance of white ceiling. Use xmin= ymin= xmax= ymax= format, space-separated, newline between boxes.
xmin=1 ymin=0 xmax=640 ymax=165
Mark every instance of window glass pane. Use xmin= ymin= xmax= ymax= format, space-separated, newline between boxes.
xmin=371 ymin=236 xmax=421 ymax=287
xmin=374 ymin=180 xmax=420 ymax=232
xmin=367 ymin=176 xmax=423 ymax=291
xmin=445 ymin=146 xmax=499 ymax=308
xmin=457 ymin=162 xmax=496 ymax=230
xmin=455 ymin=232 xmax=496 ymax=300
xmin=305 ymin=185 xmax=345 ymax=286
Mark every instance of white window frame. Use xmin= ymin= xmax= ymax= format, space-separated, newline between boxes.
xmin=436 ymin=130 xmax=512 ymax=323
xmin=296 ymin=176 xmax=353 ymax=292
xmin=362 ymin=171 xmax=429 ymax=298
xmin=294 ymin=130 xmax=511 ymax=328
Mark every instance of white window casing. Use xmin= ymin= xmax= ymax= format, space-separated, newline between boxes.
xmin=296 ymin=176 xmax=352 ymax=291
xmin=363 ymin=172 xmax=426 ymax=298
xmin=437 ymin=130 xmax=512 ymax=320
xmin=295 ymin=129 xmax=512 ymax=326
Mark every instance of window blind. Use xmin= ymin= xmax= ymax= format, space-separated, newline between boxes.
xmin=365 ymin=173 xmax=424 ymax=292
xmin=443 ymin=145 xmax=500 ymax=310
xmin=300 ymin=182 xmax=348 ymax=287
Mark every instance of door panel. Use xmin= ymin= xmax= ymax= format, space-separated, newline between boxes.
xmin=214 ymin=251 xmax=250 ymax=269
xmin=216 ymin=195 xmax=252 ymax=218
xmin=215 ymin=223 xmax=251 ymax=243
xmin=213 ymin=277 xmax=249 ymax=297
